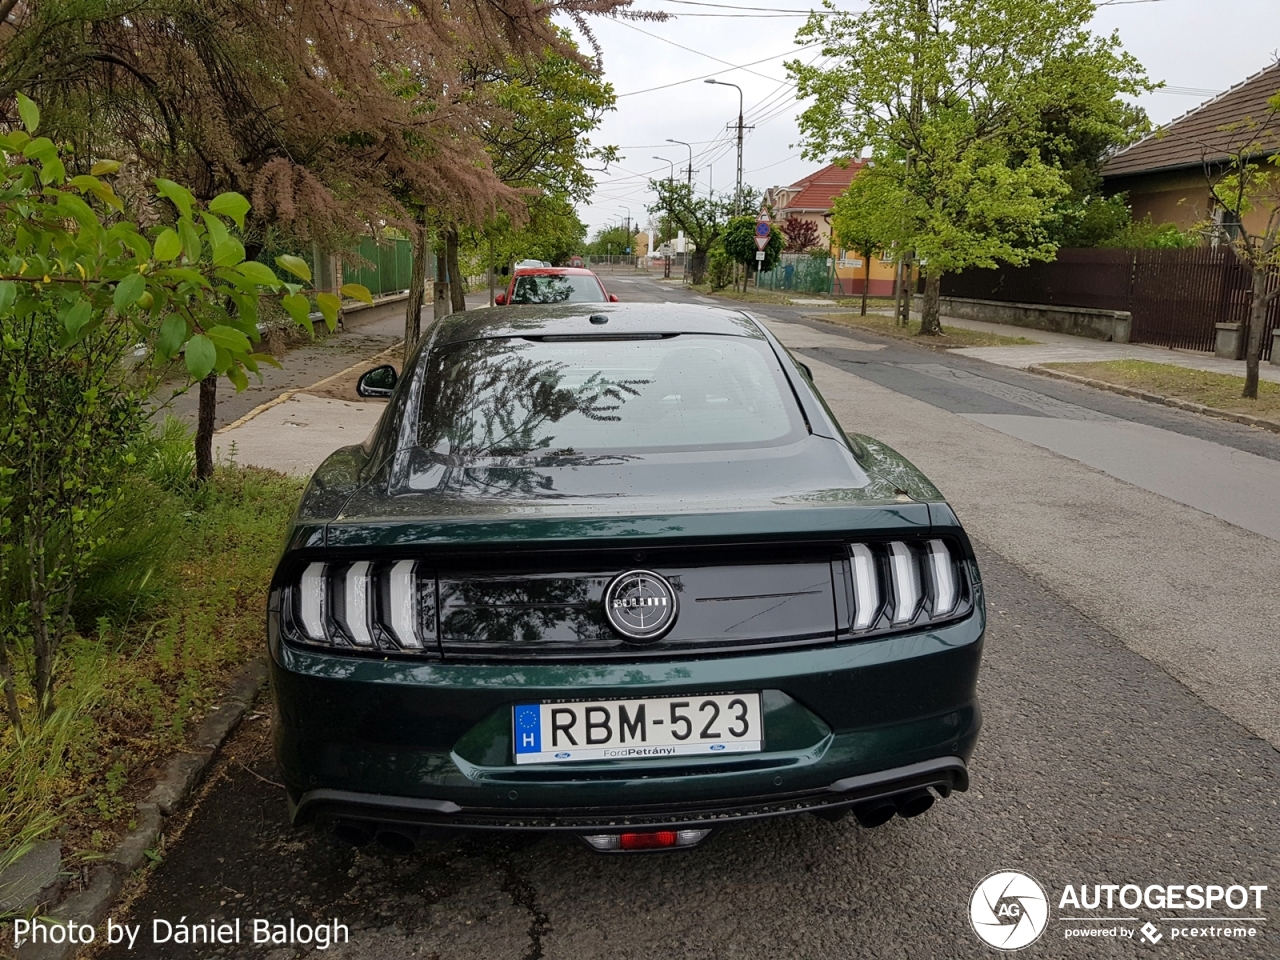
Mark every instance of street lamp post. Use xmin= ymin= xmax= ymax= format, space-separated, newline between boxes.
xmin=653 ymin=157 xmax=677 ymax=278
xmin=666 ymin=138 xmax=694 ymax=188
xmin=704 ymin=79 xmax=747 ymax=216
xmin=619 ymin=206 xmax=631 ymax=263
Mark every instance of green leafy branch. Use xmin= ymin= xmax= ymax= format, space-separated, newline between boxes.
xmin=0 ymin=93 xmax=373 ymax=391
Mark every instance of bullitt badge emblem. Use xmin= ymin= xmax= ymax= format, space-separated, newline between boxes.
xmin=604 ymin=570 xmax=678 ymax=642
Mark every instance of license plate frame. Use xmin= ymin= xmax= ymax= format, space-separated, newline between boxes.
xmin=512 ymin=692 xmax=763 ymax=764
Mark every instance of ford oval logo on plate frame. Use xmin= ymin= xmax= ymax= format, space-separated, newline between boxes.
xmin=604 ymin=570 xmax=678 ymax=642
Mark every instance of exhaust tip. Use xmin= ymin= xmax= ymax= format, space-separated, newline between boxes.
xmin=893 ymin=787 xmax=935 ymax=819
xmin=333 ymin=820 xmax=376 ymax=847
xmin=852 ymin=799 xmax=897 ymax=828
xmin=374 ymin=827 xmax=420 ymax=854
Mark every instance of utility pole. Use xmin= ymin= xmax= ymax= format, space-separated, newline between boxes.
xmin=705 ymin=80 xmax=750 ymax=215
xmin=667 ymin=139 xmax=695 ymax=188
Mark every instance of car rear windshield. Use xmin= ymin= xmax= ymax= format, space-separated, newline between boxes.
xmin=415 ymin=335 xmax=806 ymax=457
xmin=510 ymin=274 xmax=604 ymax=304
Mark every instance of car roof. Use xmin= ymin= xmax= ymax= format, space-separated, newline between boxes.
xmin=431 ymin=302 xmax=764 ymax=346
xmin=511 ymin=267 xmax=597 ymax=276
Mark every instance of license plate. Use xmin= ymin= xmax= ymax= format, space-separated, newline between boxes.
xmin=512 ymin=693 xmax=763 ymax=764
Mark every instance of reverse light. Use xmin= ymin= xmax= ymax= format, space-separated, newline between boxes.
xmin=927 ymin=539 xmax=957 ymax=616
xmin=299 ymin=562 xmax=327 ymax=641
xmin=848 ymin=543 xmax=879 ymax=631
xmin=889 ymin=541 xmax=921 ymax=624
xmin=344 ymin=561 xmax=374 ymax=646
xmin=582 ymin=829 xmax=711 ymax=852
xmin=388 ymin=560 xmax=421 ymax=648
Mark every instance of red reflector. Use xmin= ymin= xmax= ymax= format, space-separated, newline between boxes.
xmin=619 ymin=830 xmax=678 ymax=850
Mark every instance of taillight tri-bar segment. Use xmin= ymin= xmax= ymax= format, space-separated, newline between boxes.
xmin=844 ymin=539 xmax=966 ymax=634
xmin=294 ymin=559 xmax=431 ymax=651
xmin=285 ymin=538 xmax=967 ymax=655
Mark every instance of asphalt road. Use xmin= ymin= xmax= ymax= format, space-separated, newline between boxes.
xmin=92 ymin=275 xmax=1280 ymax=959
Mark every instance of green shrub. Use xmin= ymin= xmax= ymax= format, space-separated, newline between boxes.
xmin=707 ymin=244 xmax=734 ymax=291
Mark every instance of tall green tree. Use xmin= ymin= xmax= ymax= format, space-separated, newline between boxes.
xmin=789 ymin=0 xmax=1151 ymax=334
xmin=646 ymin=183 xmax=739 ymax=283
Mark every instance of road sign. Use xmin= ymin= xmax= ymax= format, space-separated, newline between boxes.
xmin=756 ymin=250 xmax=766 ymax=261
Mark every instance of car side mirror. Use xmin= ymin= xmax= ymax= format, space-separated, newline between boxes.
xmin=356 ymin=364 xmax=398 ymax=398
xmin=495 ymin=293 xmax=507 ymax=305
xmin=608 ymin=293 xmax=620 ymax=302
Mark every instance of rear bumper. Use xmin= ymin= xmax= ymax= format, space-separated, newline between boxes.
xmin=271 ymin=604 xmax=984 ymax=828
xmin=289 ymin=755 xmax=969 ymax=831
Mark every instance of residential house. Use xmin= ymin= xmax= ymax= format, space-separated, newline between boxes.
xmin=1102 ymin=61 xmax=1280 ymax=236
xmin=764 ymin=161 xmax=900 ymax=296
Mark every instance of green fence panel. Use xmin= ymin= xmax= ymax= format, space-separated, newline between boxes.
xmin=342 ymin=236 xmax=413 ymax=297
xmin=758 ymin=254 xmax=832 ymax=294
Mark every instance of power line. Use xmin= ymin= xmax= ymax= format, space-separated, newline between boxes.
xmin=611 ymin=19 xmax=797 ymax=85
xmin=617 ymin=42 xmax=820 ymax=97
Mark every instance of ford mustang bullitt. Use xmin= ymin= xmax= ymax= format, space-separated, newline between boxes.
xmin=268 ymin=302 xmax=984 ymax=853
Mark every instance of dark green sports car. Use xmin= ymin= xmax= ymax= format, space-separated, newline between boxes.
xmin=268 ymin=302 xmax=983 ymax=853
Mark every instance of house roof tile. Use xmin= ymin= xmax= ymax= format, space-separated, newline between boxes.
xmin=779 ymin=160 xmax=865 ymax=213
xmin=1103 ymin=62 xmax=1280 ymax=179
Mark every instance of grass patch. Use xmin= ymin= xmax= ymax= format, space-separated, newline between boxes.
xmin=813 ymin=311 xmax=1039 ymax=347
xmin=0 ymin=466 xmax=303 ymax=869
xmin=1042 ymin=360 xmax=1280 ymax=420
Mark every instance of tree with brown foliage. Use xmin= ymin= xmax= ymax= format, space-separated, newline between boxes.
xmin=780 ymin=215 xmax=820 ymax=253
xmin=1 ymin=0 xmax=650 ymax=474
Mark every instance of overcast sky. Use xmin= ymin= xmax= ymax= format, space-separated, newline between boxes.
xmin=561 ymin=0 xmax=1280 ymax=239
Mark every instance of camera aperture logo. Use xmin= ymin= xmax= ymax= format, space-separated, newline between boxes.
xmin=970 ymin=871 xmax=1050 ymax=950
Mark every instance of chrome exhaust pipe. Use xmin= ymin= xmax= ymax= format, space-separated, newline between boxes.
xmin=333 ymin=820 xmax=376 ymax=847
xmin=892 ymin=787 xmax=935 ymax=819
xmin=852 ymin=797 xmax=898 ymax=828
xmin=373 ymin=826 xmax=420 ymax=854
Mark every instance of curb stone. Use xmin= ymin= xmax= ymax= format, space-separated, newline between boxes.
xmin=13 ymin=659 xmax=269 ymax=960
xmin=1027 ymin=364 xmax=1280 ymax=436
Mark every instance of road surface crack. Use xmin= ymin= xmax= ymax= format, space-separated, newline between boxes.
xmin=494 ymin=843 xmax=550 ymax=960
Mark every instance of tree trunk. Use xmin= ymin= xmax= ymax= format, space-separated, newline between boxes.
xmin=689 ymin=250 xmax=707 ymax=285
xmin=446 ymin=229 xmax=465 ymax=313
xmin=1243 ymin=267 xmax=1269 ymax=399
xmin=918 ymin=270 xmax=943 ymax=336
xmin=860 ymin=255 xmax=871 ymax=316
xmin=0 ymin=631 xmax=23 ymax=737
xmin=899 ymin=257 xmax=915 ymax=326
xmin=405 ymin=216 xmax=428 ymax=363
xmin=195 ymin=372 xmax=217 ymax=481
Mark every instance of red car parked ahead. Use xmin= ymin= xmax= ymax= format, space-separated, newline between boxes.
xmin=495 ymin=267 xmax=618 ymax=305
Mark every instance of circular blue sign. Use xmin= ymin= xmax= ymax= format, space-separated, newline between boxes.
xmin=755 ymin=222 xmax=771 ymax=237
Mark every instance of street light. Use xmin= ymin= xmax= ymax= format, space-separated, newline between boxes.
xmin=653 ymin=157 xmax=677 ymax=280
xmin=666 ymin=138 xmax=694 ymax=188
xmin=704 ymin=79 xmax=744 ymax=215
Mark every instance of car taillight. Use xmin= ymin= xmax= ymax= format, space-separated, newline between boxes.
xmin=582 ymin=828 xmax=711 ymax=852
xmin=288 ymin=561 xmax=434 ymax=654
xmin=845 ymin=539 xmax=967 ymax=635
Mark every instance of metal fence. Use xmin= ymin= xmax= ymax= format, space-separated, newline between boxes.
xmin=757 ymin=254 xmax=832 ymax=294
xmin=942 ymin=248 xmax=1280 ymax=358
xmin=342 ymin=236 xmax=414 ymax=298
